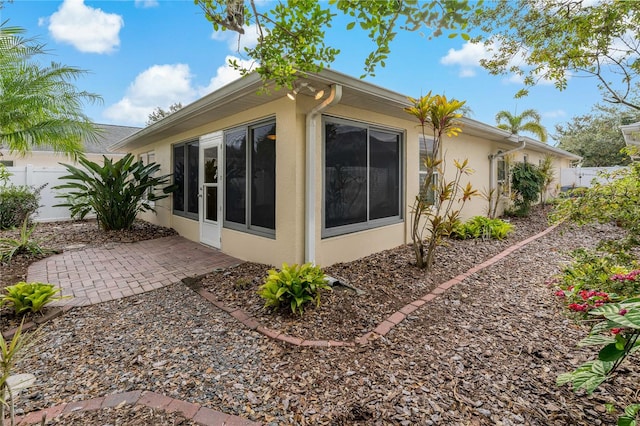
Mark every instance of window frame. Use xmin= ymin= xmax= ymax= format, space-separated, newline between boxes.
xmin=418 ymin=136 xmax=439 ymax=206
xmin=496 ymin=152 xmax=511 ymax=196
xmin=322 ymin=116 xmax=404 ymax=239
xmin=172 ymin=140 xmax=199 ymax=221
xmin=223 ymin=119 xmax=276 ymax=239
xmin=139 ymin=150 xmax=156 ymax=205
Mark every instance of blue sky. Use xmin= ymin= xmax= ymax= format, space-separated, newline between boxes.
xmin=2 ymin=0 xmax=606 ymax=143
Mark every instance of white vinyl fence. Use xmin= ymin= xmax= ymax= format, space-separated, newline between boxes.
xmin=560 ymin=166 xmax=626 ymax=190
xmin=5 ymin=165 xmax=76 ymax=222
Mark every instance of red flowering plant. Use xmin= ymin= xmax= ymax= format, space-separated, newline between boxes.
xmin=558 ymin=298 xmax=640 ymax=425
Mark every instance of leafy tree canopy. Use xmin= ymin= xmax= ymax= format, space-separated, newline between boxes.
xmin=495 ymin=108 xmax=547 ymax=142
xmin=195 ymin=0 xmax=480 ymax=89
xmin=0 ymin=23 xmax=101 ymax=159
xmin=555 ymin=104 xmax=639 ymax=167
xmin=146 ymin=102 xmax=183 ymax=126
xmin=471 ymin=0 xmax=640 ymax=111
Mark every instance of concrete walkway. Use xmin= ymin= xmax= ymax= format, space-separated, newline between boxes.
xmin=27 ymin=236 xmax=240 ymax=307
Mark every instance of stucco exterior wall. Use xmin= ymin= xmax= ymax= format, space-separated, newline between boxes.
xmin=131 ymin=97 xmax=304 ymax=267
xmin=127 ymin=95 xmax=576 ymax=268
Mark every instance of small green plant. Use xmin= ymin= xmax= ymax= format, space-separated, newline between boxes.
xmin=0 ymin=184 xmax=43 ymax=230
xmin=0 ymin=219 xmax=53 ymax=263
xmin=1 ymin=282 xmax=65 ymax=315
xmin=258 ymin=263 xmax=331 ymax=315
xmin=451 ymin=216 xmax=514 ymax=240
xmin=557 ymin=298 xmax=640 ymax=426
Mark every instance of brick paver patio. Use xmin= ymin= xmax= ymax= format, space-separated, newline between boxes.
xmin=27 ymin=236 xmax=240 ymax=307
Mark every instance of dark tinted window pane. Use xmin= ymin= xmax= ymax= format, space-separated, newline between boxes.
xmin=187 ymin=143 xmax=199 ymax=214
xmin=325 ymin=123 xmax=367 ymax=228
xmin=206 ymin=186 xmax=217 ymax=222
xmin=203 ymin=147 xmax=218 ymax=183
xmin=225 ymin=129 xmax=246 ymax=224
xmin=251 ymin=123 xmax=276 ymax=230
xmin=370 ymin=130 xmax=400 ymax=219
xmin=173 ymin=145 xmax=184 ymax=212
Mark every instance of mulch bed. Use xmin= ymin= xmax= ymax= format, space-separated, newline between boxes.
xmin=2 ymin=209 xmax=639 ymax=425
xmin=195 ymin=207 xmax=554 ymax=341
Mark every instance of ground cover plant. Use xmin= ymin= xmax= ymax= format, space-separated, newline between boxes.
xmin=551 ymin=155 xmax=640 ymax=425
xmin=258 ymin=262 xmax=331 ymax=315
xmin=451 ymin=216 xmax=514 ymax=240
xmin=1 ymin=282 xmax=64 ymax=315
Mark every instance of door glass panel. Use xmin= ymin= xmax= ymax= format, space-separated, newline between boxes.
xmin=204 ymin=147 xmax=218 ymax=184
xmin=205 ymin=186 xmax=217 ymax=222
xmin=187 ymin=143 xmax=199 ymax=214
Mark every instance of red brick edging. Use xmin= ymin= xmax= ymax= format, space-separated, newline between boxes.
xmin=14 ymin=390 xmax=260 ymax=426
xmin=198 ymin=224 xmax=560 ymax=347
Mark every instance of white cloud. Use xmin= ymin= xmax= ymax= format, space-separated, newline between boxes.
xmin=440 ymin=41 xmax=491 ymax=78
xmin=199 ymin=55 xmax=256 ymax=95
xmin=211 ymin=25 xmax=261 ymax=52
xmin=45 ymin=0 xmax=123 ymax=54
xmin=104 ymin=64 xmax=197 ymax=125
xmin=135 ymin=0 xmax=159 ymax=8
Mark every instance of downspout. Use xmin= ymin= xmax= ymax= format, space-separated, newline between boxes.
xmin=305 ymin=84 xmax=343 ymax=264
xmin=488 ymin=136 xmax=526 ymax=196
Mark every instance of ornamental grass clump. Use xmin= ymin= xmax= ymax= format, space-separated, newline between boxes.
xmin=0 ymin=219 xmax=53 ymax=263
xmin=258 ymin=263 xmax=331 ymax=315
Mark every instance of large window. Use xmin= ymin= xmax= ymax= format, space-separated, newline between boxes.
xmin=323 ymin=117 xmax=402 ymax=237
xmin=173 ymin=141 xmax=199 ymax=219
xmin=224 ymin=120 xmax=276 ymax=237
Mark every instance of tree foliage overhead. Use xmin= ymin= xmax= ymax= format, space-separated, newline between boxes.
xmin=195 ymin=0 xmax=480 ymax=89
xmin=495 ymin=108 xmax=548 ymax=142
xmin=146 ymin=102 xmax=183 ymax=126
xmin=0 ymin=23 xmax=101 ymax=159
xmin=555 ymin=104 xmax=638 ymax=167
xmin=472 ymin=0 xmax=640 ymax=111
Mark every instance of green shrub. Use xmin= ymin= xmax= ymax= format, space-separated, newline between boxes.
xmin=0 ymin=219 xmax=53 ymax=263
xmin=258 ymin=263 xmax=331 ymax=315
xmin=1 ymin=282 xmax=64 ymax=315
xmin=559 ymin=248 xmax=638 ymax=297
xmin=0 ymin=184 xmax=42 ymax=230
xmin=451 ymin=216 xmax=514 ymax=240
xmin=510 ymin=162 xmax=544 ymax=216
xmin=54 ymin=154 xmax=175 ymax=231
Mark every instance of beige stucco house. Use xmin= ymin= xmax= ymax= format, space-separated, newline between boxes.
xmin=0 ymin=123 xmax=137 ymax=167
xmin=111 ymin=69 xmax=580 ymax=267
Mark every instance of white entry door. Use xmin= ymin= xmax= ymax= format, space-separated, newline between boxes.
xmin=199 ymin=132 xmax=223 ymax=248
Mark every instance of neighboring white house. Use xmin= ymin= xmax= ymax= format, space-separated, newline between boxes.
xmin=621 ymin=121 xmax=640 ymax=159
xmin=0 ymin=123 xmax=139 ymax=167
xmin=2 ymin=124 xmax=141 ymax=222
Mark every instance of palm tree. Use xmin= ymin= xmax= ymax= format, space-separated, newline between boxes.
xmin=0 ymin=23 xmax=102 ymax=159
xmin=495 ymin=109 xmax=548 ymax=143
